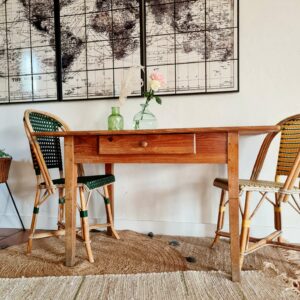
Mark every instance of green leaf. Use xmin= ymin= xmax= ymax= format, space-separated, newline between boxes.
xmin=155 ymin=96 xmax=162 ymax=104
xmin=0 ymin=149 xmax=10 ymax=158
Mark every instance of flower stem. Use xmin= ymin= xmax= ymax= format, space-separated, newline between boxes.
xmin=140 ymin=100 xmax=150 ymax=121
xmin=134 ymin=89 xmax=155 ymax=129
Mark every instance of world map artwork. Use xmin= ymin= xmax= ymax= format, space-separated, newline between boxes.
xmin=0 ymin=0 xmax=238 ymax=103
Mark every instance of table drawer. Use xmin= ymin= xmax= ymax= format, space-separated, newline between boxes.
xmin=99 ymin=134 xmax=195 ymax=155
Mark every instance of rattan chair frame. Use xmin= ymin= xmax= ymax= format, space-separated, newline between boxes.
xmin=211 ymin=114 xmax=300 ymax=268
xmin=24 ymin=109 xmax=119 ymax=263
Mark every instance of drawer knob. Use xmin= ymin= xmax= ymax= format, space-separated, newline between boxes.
xmin=140 ymin=141 xmax=148 ymax=148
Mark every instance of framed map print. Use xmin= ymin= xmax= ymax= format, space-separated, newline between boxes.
xmin=0 ymin=0 xmax=239 ymax=104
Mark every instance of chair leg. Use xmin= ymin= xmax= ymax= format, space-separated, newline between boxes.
xmin=80 ymin=192 xmax=87 ymax=242
xmin=103 ymin=185 xmax=120 ymax=240
xmin=57 ymin=188 xmax=65 ymax=230
xmin=79 ymin=187 xmax=94 ymax=263
xmin=27 ymin=188 xmax=41 ymax=254
xmin=274 ymin=196 xmax=282 ymax=242
xmin=240 ymin=191 xmax=252 ymax=268
xmin=211 ymin=190 xmax=227 ymax=248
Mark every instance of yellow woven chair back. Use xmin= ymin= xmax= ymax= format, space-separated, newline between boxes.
xmin=250 ymin=114 xmax=300 ymax=182
xmin=276 ymin=117 xmax=300 ymax=178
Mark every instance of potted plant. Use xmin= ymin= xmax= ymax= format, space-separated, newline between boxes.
xmin=0 ymin=149 xmax=12 ymax=183
xmin=0 ymin=149 xmax=25 ymax=230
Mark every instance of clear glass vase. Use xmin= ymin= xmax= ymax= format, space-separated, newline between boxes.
xmin=133 ymin=104 xmax=157 ymax=130
xmin=108 ymin=106 xmax=124 ymax=130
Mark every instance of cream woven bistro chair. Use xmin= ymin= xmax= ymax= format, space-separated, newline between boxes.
xmin=24 ymin=109 xmax=119 ymax=263
xmin=211 ymin=114 xmax=300 ymax=267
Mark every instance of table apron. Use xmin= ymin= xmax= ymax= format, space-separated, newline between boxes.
xmin=74 ymin=132 xmax=228 ymax=164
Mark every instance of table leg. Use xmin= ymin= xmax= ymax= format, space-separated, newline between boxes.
xmin=105 ymin=163 xmax=114 ymax=236
xmin=65 ymin=136 xmax=77 ymax=267
xmin=227 ymin=132 xmax=241 ymax=282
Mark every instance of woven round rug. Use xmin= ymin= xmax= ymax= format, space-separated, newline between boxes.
xmin=0 ymin=229 xmax=298 ymax=290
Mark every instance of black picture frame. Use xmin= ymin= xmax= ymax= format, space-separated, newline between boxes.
xmin=0 ymin=0 xmax=239 ymax=105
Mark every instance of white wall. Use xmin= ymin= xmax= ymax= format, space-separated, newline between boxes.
xmin=0 ymin=0 xmax=300 ymax=242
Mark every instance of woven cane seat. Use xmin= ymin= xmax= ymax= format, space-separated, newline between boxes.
xmin=214 ymin=178 xmax=300 ymax=194
xmin=40 ymin=175 xmax=115 ymax=190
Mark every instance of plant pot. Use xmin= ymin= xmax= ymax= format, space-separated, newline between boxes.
xmin=0 ymin=157 xmax=12 ymax=183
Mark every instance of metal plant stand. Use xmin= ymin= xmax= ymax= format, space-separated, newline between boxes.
xmin=2 ymin=182 xmax=25 ymax=231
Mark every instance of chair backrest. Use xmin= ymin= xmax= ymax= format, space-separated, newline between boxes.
xmin=250 ymin=114 xmax=300 ymax=201
xmin=275 ymin=117 xmax=300 ymax=178
xmin=24 ymin=110 xmax=70 ymax=192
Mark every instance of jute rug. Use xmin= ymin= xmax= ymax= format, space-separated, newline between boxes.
xmin=0 ymin=230 xmax=298 ymax=279
xmin=0 ymin=271 xmax=299 ymax=300
xmin=0 ymin=230 xmax=299 ymax=298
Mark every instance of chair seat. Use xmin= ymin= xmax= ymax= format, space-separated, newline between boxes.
xmin=214 ymin=178 xmax=300 ymax=194
xmin=40 ymin=175 xmax=115 ymax=190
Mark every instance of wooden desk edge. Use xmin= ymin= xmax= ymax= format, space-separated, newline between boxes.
xmin=32 ymin=126 xmax=280 ymax=136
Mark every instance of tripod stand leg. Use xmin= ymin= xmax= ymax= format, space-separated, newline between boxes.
xmin=5 ymin=183 xmax=25 ymax=231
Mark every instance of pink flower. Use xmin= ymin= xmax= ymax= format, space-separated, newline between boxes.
xmin=150 ymin=71 xmax=165 ymax=86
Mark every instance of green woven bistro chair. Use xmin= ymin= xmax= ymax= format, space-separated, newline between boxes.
xmin=211 ymin=114 xmax=300 ymax=268
xmin=24 ymin=109 xmax=119 ymax=263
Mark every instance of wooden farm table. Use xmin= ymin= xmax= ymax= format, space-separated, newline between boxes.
xmin=33 ymin=126 xmax=280 ymax=282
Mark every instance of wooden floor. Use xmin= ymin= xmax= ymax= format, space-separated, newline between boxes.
xmin=0 ymin=229 xmax=29 ymax=249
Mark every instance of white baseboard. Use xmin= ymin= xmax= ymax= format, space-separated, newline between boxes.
xmin=1 ymin=214 xmax=299 ymax=243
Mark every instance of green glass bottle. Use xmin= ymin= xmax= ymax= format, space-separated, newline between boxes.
xmin=108 ymin=106 xmax=124 ymax=130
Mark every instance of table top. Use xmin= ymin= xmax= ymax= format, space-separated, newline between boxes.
xmin=32 ymin=125 xmax=280 ymax=137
